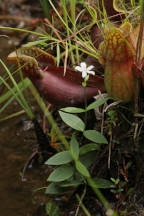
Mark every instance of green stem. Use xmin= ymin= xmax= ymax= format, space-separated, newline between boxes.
xmin=87 ymin=177 xmax=111 ymax=210
xmin=0 ymin=59 xmax=34 ymax=119
xmin=75 ymin=194 xmax=91 ymax=216
xmin=60 ymin=0 xmax=75 ymax=64
xmin=28 ymin=82 xmax=69 ymax=150
xmin=70 ymin=0 xmax=80 ymax=64
xmin=84 ymin=86 xmax=87 ymax=125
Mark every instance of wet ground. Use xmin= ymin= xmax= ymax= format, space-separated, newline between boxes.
xmin=0 ymin=2 xmax=57 ymax=214
xmin=0 ymin=37 xmax=48 ymax=215
xmin=0 ymin=100 xmax=48 ymax=216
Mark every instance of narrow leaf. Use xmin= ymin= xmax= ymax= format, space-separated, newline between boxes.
xmin=0 ymin=78 xmax=31 ymax=104
xmin=59 ymin=111 xmax=85 ymax=131
xmin=60 ymin=107 xmax=85 ymax=113
xmin=75 ymin=161 xmax=90 ymax=178
xmin=45 ymin=183 xmax=63 ymax=194
xmin=59 ymin=172 xmax=83 ymax=187
xmin=60 ymin=179 xmax=83 ymax=187
xmin=56 ymin=42 xmax=60 ymax=66
xmin=70 ymin=134 xmax=79 ymax=160
xmin=80 ymin=152 xmax=96 ymax=168
xmin=45 ymin=151 xmax=73 ymax=165
xmin=24 ymin=39 xmax=48 ymax=47
xmin=80 ymin=143 xmax=99 ymax=155
xmin=48 ymin=164 xmax=74 ymax=182
xmin=92 ymin=178 xmax=114 ymax=189
xmin=83 ymin=130 xmax=108 ymax=144
xmin=45 ymin=201 xmax=60 ymax=216
xmin=87 ymin=97 xmax=109 ymax=111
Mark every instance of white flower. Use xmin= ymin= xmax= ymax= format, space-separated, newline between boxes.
xmin=106 ymin=209 xmax=114 ymax=216
xmin=75 ymin=62 xmax=95 ymax=78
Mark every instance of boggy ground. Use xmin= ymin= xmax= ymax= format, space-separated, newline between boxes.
xmin=1 ymin=0 xmax=144 ymax=216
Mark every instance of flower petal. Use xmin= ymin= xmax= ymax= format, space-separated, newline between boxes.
xmin=87 ymin=65 xmax=95 ymax=71
xmin=75 ymin=66 xmax=83 ymax=72
xmin=80 ymin=62 xmax=87 ymax=69
xmin=88 ymin=71 xmax=95 ymax=76
xmin=82 ymin=71 xmax=87 ymax=78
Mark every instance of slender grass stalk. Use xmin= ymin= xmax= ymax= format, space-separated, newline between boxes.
xmin=0 ymin=24 xmax=99 ymax=60
xmin=0 ymin=26 xmax=47 ymax=37
xmin=0 ymin=76 xmax=34 ymax=119
xmin=60 ymin=0 xmax=75 ymax=64
xmin=70 ymin=0 xmax=80 ymax=64
xmin=70 ymin=0 xmax=76 ymax=25
xmin=101 ymin=0 xmax=108 ymax=22
xmin=68 ymin=42 xmax=98 ymax=59
xmin=48 ymin=0 xmax=78 ymax=64
xmin=0 ymin=78 xmax=31 ymax=105
xmin=87 ymin=177 xmax=112 ymax=211
xmin=60 ymin=40 xmax=97 ymax=60
xmin=0 ymin=59 xmax=34 ymax=119
xmin=75 ymin=191 xmax=91 ymax=216
xmin=0 ymin=74 xmax=69 ymax=149
xmin=0 ymin=95 xmax=15 ymax=114
xmin=131 ymin=0 xmax=136 ymax=7
xmin=40 ymin=0 xmax=51 ymax=21
xmin=48 ymin=0 xmax=72 ymax=34
xmin=47 ymin=0 xmax=99 ymax=64
xmin=0 ymin=76 xmax=30 ymax=116
xmin=0 ymin=4 xmax=100 ymax=64
xmin=56 ymin=42 xmax=60 ymax=66
xmin=82 ymin=0 xmax=97 ymax=21
xmin=0 ymin=110 xmax=25 ymax=122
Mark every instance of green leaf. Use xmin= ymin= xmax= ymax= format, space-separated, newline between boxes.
xmin=80 ymin=152 xmax=96 ymax=168
xmin=45 ymin=183 xmax=63 ymax=195
xmin=83 ymin=130 xmax=108 ymax=144
xmin=24 ymin=39 xmax=48 ymax=47
xmin=45 ymin=151 xmax=73 ymax=165
xmin=0 ymin=78 xmax=31 ymax=107
xmin=86 ymin=97 xmax=109 ymax=111
xmin=70 ymin=134 xmax=79 ymax=160
xmin=80 ymin=143 xmax=99 ymax=155
xmin=59 ymin=111 xmax=85 ymax=131
xmin=59 ymin=173 xmax=84 ymax=187
xmin=60 ymin=107 xmax=85 ymax=113
xmin=92 ymin=178 xmax=114 ymax=189
xmin=45 ymin=201 xmax=60 ymax=216
xmin=56 ymin=42 xmax=60 ymax=66
xmin=75 ymin=161 xmax=90 ymax=178
xmin=48 ymin=164 xmax=74 ymax=182
xmin=60 ymin=179 xmax=83 ymax=187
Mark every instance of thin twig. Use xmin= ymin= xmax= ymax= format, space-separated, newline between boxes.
xmin=44 ymin=18 xmax=66 ymax=48
xmin=108 ymin=134 xmax=112 ymax=169
xmin=64 ymin=40 xmax=68 ymax=75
